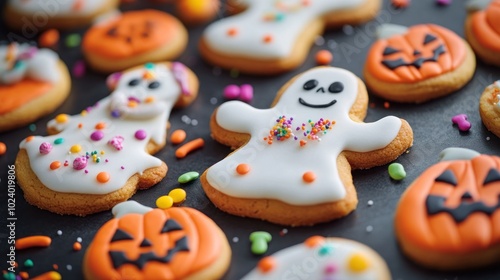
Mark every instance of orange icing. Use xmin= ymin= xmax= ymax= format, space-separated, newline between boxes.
xmin=85 ymin=207 xmax=221 ymax=280
xmin=82 ymin=10 xmax=182 ymax=59
xmin=366 ymin=24 xmax=466 ymax=83
xmin=395 ymin=155 xmax=500 ymax=253
xmin=0 ymin=80 xmax=53 ymax=115
xmin=471 ymin=0 xmax=500 ymax=52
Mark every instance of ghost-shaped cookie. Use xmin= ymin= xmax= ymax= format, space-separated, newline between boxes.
xmin=201 ymin=66 xmax=413 ymax=226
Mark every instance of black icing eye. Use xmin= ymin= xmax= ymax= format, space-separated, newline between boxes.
xmin=483 ymin=168 xmax=500 ymax=185
xmin=148 ymin=81 xmax=160 ymax=89
xmin=110 ymin=229 xmax=135 ymax=242
xmin=435 ymin=170 xmax=457 ymax=186
xmin=328 ymin=82 xmax=343 ymax=93
xmin=128 ymin=79 xmax=141 ymax=87
xmin=413 ymin=50 xmax=421 ymax=56
xmin=383 ymin=46 xmax=400 ymax=56
xmin=423 ymin=34 xmax=437 ymax=45
xmin=303 ymin=79 xmax=318 ymax=91
xmin=139 ymin=238 xmax=152 ymax=247
xmin=160 ymin=219 xmax=183 ymax=233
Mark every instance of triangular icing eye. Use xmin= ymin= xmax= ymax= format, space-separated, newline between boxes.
xmin=424 ymin=34 xmax=437 ymax=45
xmin=111 ymin=229 xmax=135 ymax=242
xmin=483 ymin=168 xmax=500 ymax=185
xmin=383 ymin=46 xmax=400 ymax=56
xmin=435 ymin=170 xmax=457 ymax=186
xmin=160 ymin=219 xmax=183 ymax=233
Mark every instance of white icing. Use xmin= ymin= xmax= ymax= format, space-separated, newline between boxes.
xmin=465 ymin=0 xmax=492 ymax=12
xmin=19 ymin=63 xmax=185 ymax=194
xmin=203 ymin=0 xmax=365 ymax=59
xmin=9 ymin=0 xmax=109 ymax=16
xmin=206 ymin=67 xmax=402 ymax=205
xmin=0 ymin=43 xmax=59 ymax=85
xmin=242 ymin=238 xmax=380 ymax=280
xmin=439 ymin=148 xmax=481 ymax=162
xmin=376 ymin=23 xmax=409 ymax=40
xmin=112 ymin=201 xmax=152 ymax=218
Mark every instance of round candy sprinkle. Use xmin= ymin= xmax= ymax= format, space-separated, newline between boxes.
xmin=171 ymin=129 xmax=187 ymax=145
xmin=70 ymin=144 xmax=82 ymax=153
xmin=95 ymin=122 xmax=106 ymax=130
xmin=73 ymin=242 xmax=81 ymax=251
xmin=96 ymin=172 xmax=110 ymax=183
xmin=305 ymin=236 xmax=325 ymax=248
xmin=257 ymin=256 xmax=276 ymax=274
xmin=324 ymin=263 xmax=337 ymax=274
xmin=55 ymin=114 xmax=69 ymax=124
xmin=302 ymin=171 xmax=316 ymax=183
xmin=0 ymin=142 xmax=6 ymax=155
xmin=72 ymin=60 xmax=86 ymax=78
xmin=348 ymin=253 xmax=370 ymax=272
xmin=77 ymin=237 xmax=82 ymax=243
xmin=156 ymin=195 xmax=174 ymax=209
xmin=178 ymin=171 xmax=199 ymax=183
xmin=239 ymin=84 xmax=254 ymax=103
xmin=65 ymin=33 xmax=81 ymax=47
xmin=315 ymin=50 xmax=333 ymax=65
xmin=39 ymin=28 xmax=60 ymax=48
xmin=39 ymin=142 xmax=52 ymax=155
xmin=135 ymin=129 xmax=147 ymax=140
xmin=50 ymin=161 xmax=61 ymax=170
xmin=54 ymin=138 xmax=64 ymax=145
xmin=388 ymin=163 xmax=406 ymax=180
xmin=90 ymin=131 xmax=104 ymax=141
xmin=391 ymin=0 xmax=410 ymax=8
xmin=367 ymin=200 xmax=374 ymax=206
xmin=436 ymin=0 xmax=451 ymax=5
xmin=25 ymin=136 xmax=35 ymax=142
xmin=24 ymin=259 xmax=34 ymax=268
xmin=67 ymin=265 xmax=73 ymax=271
xmin=57 ymin=230 xmax=62 ymax=236
xmin=223 ymin=84 xmax=240 ymax=99
xmin=168 ymin=188 xmax=187 ymax=204
xmin=73 ymin=156 xmax=88 ymax=170
xmin=236 ymin=163 xmax=250 ymax=175
xmin=29 ymin=123 xmax=37 ymax=132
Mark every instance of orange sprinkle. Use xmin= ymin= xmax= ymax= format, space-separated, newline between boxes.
xmin=50 ymin=161 xmax=61 ymax=170
xmin=14 ymin=262 xmax=18 ymax=268
xmin=19 ymin=271 xmax=29 ymax=279
xmin=95 ymin=122 xmax=106 ymax=130
xmin=128 ymin=101 xmax=138 ymax=108
xmin=78 ymin=123 xmax=83 ymax=129
xmin=16 ymin=235 xmax=52 ymax=250
xmin=304 ymin=236 xmax=325 ymax=248
xmin=383 ymin=101 xmax=390 ymax=109
xmin=31 ymin=271 xmax=61 ymax=280
xmin=263 ymin=35 xmax=273 ymax=43
xmin=302 ymin=171 xmax=316 ymax=183
xmin=52 ymin=264 xmax=58 ymax=270
xmin=299 ymin=140 xmax=307 ymax=147
xmin=170 ymin=129 xmax=187 ymax=145
xmin=175 ymin=138 xmax=204 ymax=158
xmin=315 ymin=50 xmax=333 ymax=65
xmin=257 ymin=256 xmax=276 ymax=273
xmin=0 ymin=142 xmax=6 ymax=155
xmin=25 ymin=136 xmax=35 ymax=142
xmin=236 ymin=163 xmax=250 ymax=175
xmin=38 ymin=29 xmax=60 ymax=48
xmin=73 ymin=242 xmax=82 ymax=251
xmin=144 ymin=96 xmax=155 ymax=103
xmin=227 ymin=27 xmax=238 ymax=36
xmin=96 ymin=172 xmax=110 ymax=183
xmin=72 ymin=0 xmax=83 ymax=11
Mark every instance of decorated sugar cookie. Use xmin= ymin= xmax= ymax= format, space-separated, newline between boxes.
xmin=243 ymin=236 xmax=391 ymax=279
xmin=83 ymin=201 xmax=231 ymax=280
xmin=0 ymin=43 xmax=70 ymax=132
xmin=201 ymin=67 xmax=413 ymax=226
xmin=83 ymin=10 xmax=188 ymax=73
xmin=199 ymin=0 xmax=382 ymax=75
xmin=479 ymin=81 xmax=500 ymax=138
xmin=15 ymin=62 xmax=199 ymax=215
xmin=364 ymin=24 xmax=476 ymax=103
xmin=4 ymin=0 xmax=119 ymax=30
xmin=466 ymin=0 xmax=500 ymax=66
xmin=395 ymin=148 xmax=500 ymax=270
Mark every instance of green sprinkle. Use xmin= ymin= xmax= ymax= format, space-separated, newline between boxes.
xmin=3 ymin=272 xmax=15 ymax=280
xmin=28 ymin=123 xmax=36 ymax=132
xmin=318 ymin=244 xmax=334 ymax=256
xmin=24 ymin=259 xmax=34 ymax=267
xmin=178 ymin=171 xmax=200 ymax=184
xmin=388 ymin=163 xmax=406 ymax=180
xmin=54 ymin=138 xmax=64 ymax=145
xmin=249 ymin=231 xmax=272 ymax=255
xmin=65 ymin=33 xmax=81 ymax=48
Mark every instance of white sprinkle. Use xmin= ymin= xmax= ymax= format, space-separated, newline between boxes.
xmin=232 ymin=237 xmax=239 ymax=243
xmin=191 ymin=119 xmax=198 ymax=126
xmin=77 ymin=237 xmax=82 ymax=243
xmin=315 ymin=36 xmax=325 ymax=46
xmin=487 ymin=137 xmax=491 ymax=141
xmin=343 ymin=25 xmax=354 ymax=35
xmin=212 ymin=67 xmax=222 ymax=76
xmin=57 ymin=230 xmax=62 ymax=236
xmin=366 ymin=225 xmax=374 ymax=232
xmin=281 ymin=228 xmax=288 ymax=234
xmin=367 ymin=200 xmax=374 ymax=206
xmin=210 ymin=97 xmax=218 ymax=105
xmin=181 ymin=115 xmax=191 ymax=124
xmin=66 ymin=264 xmax=72 ymax=271
xmin=328 ymin=39 xmax=337 ymax=49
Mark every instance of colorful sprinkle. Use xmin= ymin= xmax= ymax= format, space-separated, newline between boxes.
xmin=318 ymin=244 xmax=335 ymax=256
xmin=55 ymin=114 xmax=69 ymax=124
xmin=236 ymin=163 xmax=251 ymax=175
xmin=302 ymin=171 xmax=316 ymax=183
xmin=388 ymin=163 xmax=406 ymax=180
xmin=72 ymin=242 xmax=81 ymax=251
xmin=452 ymin=114 xmax=471 ymax=132
xmin=24 ymin=259 xmax=33 ymax=268
xmin=257 ymin=256 xmax=276 ymax=274
xmin=54 ymin=138 xmax=64 ymax=145
xmin=436 ymin=0 xmax=451 ymax=5
xmin=178 ymin=171 xmax=199 ymax=183
xmin=72 ymin=60 xmax=86 ymax=78
xmin=39 ymin=142 xmax=52 ymax=155
xmin=348 ymin=253 xmax=370 ymax=273
xmin=29 ymin=123 xmax=37 ymax=132
xmin=30 ymin=271 xmax=61 ymax=280
xmin=305 ymin=236 xmax=325 ymax=248
xmin=94 ymin=122 xmax=106 ymax=130
xmin=391 ymin=0 xmax=410 ymax=8
xmin=265 ymin=116 xmax=334 ymax=146
xmin=315 ymin=50 xmax=333 ymax=65
xmin=168 ymin=188 xmax=187 ymax=204
xmin=50 ymin=161 xmax=61 ymax=170
xmin=249 ymin=231 xmax=272 ymax=255
xmin=106 ymin=72 xmax=122 ymax=89
xmin=175 ymin=138 xmax=204 ymax=158
xmin=227 ymin=27 xmax=238 ymax=36
xmin=90 ymin=131 xmax=104 ymax=141
xmin=70 ymin=144 xmax=82 ymax=153
xmin=263 ymin=34 xmax=273 ymax=43
xmin=19 ymin=271 xmax=29 ymax=280
xmin=96 ymin=172 xmax=110 ymax=183
xmin=15 ymin=236 xmax=52 ymax=250
xmin=65 ymin=33 xmax=81 ymax=48
xmin=108 ymin=136 xmax=124 ymax=150
xmin=134 ymin=129 xmax=147 ymax=140
xmin=239 ymin=84 xmax=253 ymax=103
xmin=171 ymin=129 xmax=187 ymax=145
xmin=324 ymin=263 xmax=337 ymax=274
xmin=57 ymin=230 xmax=62 ymax=236
xmin=73 ymin=156 xmax=87 ymax=170
xmin=156 ymin=195 xmax=174 ymax=209
xmin=39 ymin=29 xmax=60 ymax=48
xmin=0 ymin=142 xmax=6 ymax=156
xmin=223 ymin=84 xmax=240 ymax=99
xmin=25 ymin=136 xmax=35 ymax=142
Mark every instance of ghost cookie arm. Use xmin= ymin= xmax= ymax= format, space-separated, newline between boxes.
xmin=343 ymin=117 xmax=413 ymax=169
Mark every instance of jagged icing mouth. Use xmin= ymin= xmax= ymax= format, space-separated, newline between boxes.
xmin=298 ymin=98 xmax=337 ymax=108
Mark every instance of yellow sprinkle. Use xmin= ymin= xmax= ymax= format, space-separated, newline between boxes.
xmin=70 ymin=144 xmax=82 ymax=153
xmin=81 ymin=110 xmax=87 ymax=116
xmin=55 ymin=114 xmax=69 ymax=124
xmin=100 ymin=151 xmax=105 ymax=155
xmin=348 ymin=253 xmax=370 ymax=273
xmin=168 ymin=188 xmax=187 ymax=204
xmin=156 ymin=196 xmax=174 ymax=209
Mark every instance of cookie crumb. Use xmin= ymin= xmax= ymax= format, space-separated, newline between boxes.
xmin=366 ymin=225 xmax=374 ymax=233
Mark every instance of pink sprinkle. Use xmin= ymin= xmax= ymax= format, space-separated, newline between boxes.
xmin=223 ymin=85 xmax=240 ymax=99
xmin=121 ymin=166 xmax=125 ymax=170
xmin=451 ymin=114 xmax=471 ymax=132
xmin=239 ymin=84 xmax=253 ymax=103
xmin=436 ymin=0 xmax=451 ymax=5
xmin=135 ymin=130 xmax=147 ymax=140
xmin=108 ymin=136 xmax=124 ymax=150
xmin=72 ymin=60 xmax=86 ymax=78
xmin=106 ymin=72 xmax=122 ymax=89
xmin=90 ymin=131 xmax=104 ymax=141
xmin=105 ymin=159 xmax=109 ymax=163
xmin=73 ymin=156 xmax=88 ymax=170
xmin=39 ymin=142 xmax=53 ymax=154
xmin=324 ymin=263 xmax=337 ymax=274
xmin=84 ymin=170 xmax=89 ymax=174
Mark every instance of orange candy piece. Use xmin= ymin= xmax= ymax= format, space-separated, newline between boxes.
xmin=170 ymin=129 xmax=187 ymax=144
xmin=236 ymin=163 xmax=250 ymax=175
xmin=16 ymin=235 xmax=52 ymax=250
xmin=304 ymin=235 xmax=325 ymax=248
xmin=257 ymin=256 xmax=276 ymax=273
xmin=96 ymin=172 xmax=110 ymax=183
xmin=95 ymin=122 xmax=106 ymax=130
xmin=0 ymin=142 xmax=6 ymax=155
xmin=73 ymin=242 xmax=82 ymax=251
xmin=50 ymin=161 xmax=61 ymax=170
xmin=39 ymin=29 xmax=60 ymax=48
xmin=175 ymin=138 xmax=204 ymax=158
xmin=302 ymin=171 xmax=316 ymax=183
xmin=315 ymin=50 xmax=333 ymax=65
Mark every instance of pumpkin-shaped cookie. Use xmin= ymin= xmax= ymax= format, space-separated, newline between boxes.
xmin=83 ymin=202 xmax=231 ymax=280
xmin=364 ymin=24 xmax=476 ymax=103
xmin=83 ymin=10 xmax=188 ymax=73
xmin=395 ymin=148 xmax=500 ymax=270
xmin=465 ymin=0 xmax=500 ymax=66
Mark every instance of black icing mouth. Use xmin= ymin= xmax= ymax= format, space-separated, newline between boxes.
xmin=298 ymin=98 xmax=337 ymax=108
xmin=426 ymin=194 xmax=500 ymax=223
xmin=382 ymin=44 xmax=445 ymax=70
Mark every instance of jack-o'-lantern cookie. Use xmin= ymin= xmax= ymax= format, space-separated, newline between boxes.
xmin=466 ymin=0 xmax=500 ymax=67
xmin=15 ymin=62 xmax=199 ymax=215
xmin=201 ymin=66 xmax=413 ymax=226
xmin=4 ymin=0 xmax=119 ymax=30
xmin=83 ymin=10 xmax=188 ymax=73
xmin=395 ymin=148 xmax=500 ymax=270
xmin=199 ymin=0 xmax=382 ymax=75
xmin=479 ymin=80 xmax=500 ymax=138
xmin=83 ymin=201 xmax=231 ymax=280
xmin=0 ymin=43 xmax=71 ymax=132
xmin=243 ymin=236 xmax=391 ymax=279
xmin=364 ymin=24 xmax=476 ymax=103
